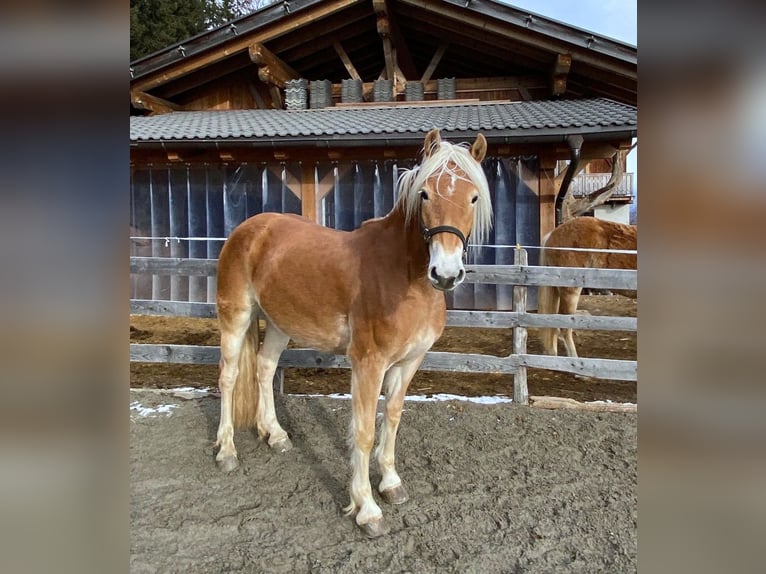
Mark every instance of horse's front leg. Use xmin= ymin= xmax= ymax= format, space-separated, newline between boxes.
xmin=375 ymin=354 xmax=424 ymax=505
xmin=344 ymin=355 xmax=387 ymax=537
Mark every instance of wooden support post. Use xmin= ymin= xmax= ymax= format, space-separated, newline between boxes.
xmin=268 ymin=85 xmax=283 ymax=109
xmin=301 ymin=162 xmax=317 ymax=222
xmin=551 ymin=53 xmax=571 ymax=97
xmin=538 ymin=155 xmax=558 ymax=243
xmin=512 ymin=248 xmax=529 ymax=405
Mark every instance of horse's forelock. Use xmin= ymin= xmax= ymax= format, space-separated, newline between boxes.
xmin=397 ymin=140 xmax=492 ymax=245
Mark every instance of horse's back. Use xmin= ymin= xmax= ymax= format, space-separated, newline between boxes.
xmin=543 ymin=217 xmax=636 ymax=269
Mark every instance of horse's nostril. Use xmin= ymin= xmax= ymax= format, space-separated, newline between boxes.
xmin=457 ymin=269 xmax=466 ymax=282
xmin=430 ymin=266 xmax=439 ymax=281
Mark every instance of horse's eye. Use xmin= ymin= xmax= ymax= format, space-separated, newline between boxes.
xmin=420 ymin=190 xmax=429 ymax=200
xmin=471 ymin=195 xmax=479 ymax=204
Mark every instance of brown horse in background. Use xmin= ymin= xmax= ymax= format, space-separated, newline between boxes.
xmin=538 ymin=217 xmax=637 ymax=357
xmin=214 ymin=129 xmax=492 ymax=537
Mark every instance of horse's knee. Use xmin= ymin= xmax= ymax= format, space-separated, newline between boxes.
xmin=354 ymin=429 xmax=375 ymax=453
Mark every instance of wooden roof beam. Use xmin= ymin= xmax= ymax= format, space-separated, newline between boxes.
xmin=420 ymin=43 xmax=448 ymax=83
xmin=398 ymin=0 xmax=635 ymax=80
xmin=373 ymin=0 xmax=418 ymax=80
xmin=376 ymin=15 xmax=396 ymax=84
xmin=551 ymin=53 xmax=571 ymax=97
xmin=130 ymin=90 xmax=181 ymax=114
xmin=249 ymin=43 xmax=299 ymax=89
xmin=333 ymin=41 xmax=362 ymax=81
xmin=374 ymin=0 xmax=412 ymax=95
xmin=132 ymin=0 xmax=358 ymax=92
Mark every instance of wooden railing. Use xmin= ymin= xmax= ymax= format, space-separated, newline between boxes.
xmin=571 ymin=172 xmax=634 ymax=198
xmin=130 ymin=249 xmax=637 ymax=405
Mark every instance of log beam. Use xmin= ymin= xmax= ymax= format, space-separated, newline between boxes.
xmin=376 ymin=14 xmax=396 ymax=84
xmin=333 ymin=41 xmax=361 ymax=81
xmin=373 ymin=0 xmax=418 ymax=81
xmin=373 ymin=0 xmax=413 ymax=94
xmin=249 ymin=43 xmax=299 ymax=88
xmin=130 ymin=90 xmax=181 ymax=114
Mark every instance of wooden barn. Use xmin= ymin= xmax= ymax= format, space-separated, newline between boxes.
xmin=130 ymin=0 xmax=637 ymax=309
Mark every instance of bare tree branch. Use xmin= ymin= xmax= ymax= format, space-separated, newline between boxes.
xmin=561 ymin=151 xmax=625 ymax=222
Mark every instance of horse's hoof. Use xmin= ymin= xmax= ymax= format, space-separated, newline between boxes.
xmin=216 ymin=455 xmax=239 ymax=472
xmin=269 ymin=437 xmax=293 ymax=453
xmin=360 ymin=518 xmax=389 ymax=538
xmin=380 ymin=484 xmax=409 ymax=505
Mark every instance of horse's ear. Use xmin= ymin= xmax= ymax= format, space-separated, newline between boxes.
xmin=470 ymin=133 xmax=487 ymax=163
xmin=423 ymin=128 xmax=441 ymax=158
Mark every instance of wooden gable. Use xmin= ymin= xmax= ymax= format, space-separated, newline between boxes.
xmin=130 ymin=0 xmax=636 ymax=114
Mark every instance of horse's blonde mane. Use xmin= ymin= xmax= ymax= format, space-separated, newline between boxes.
xmin=396 ymin=139 xmax=492 ymax=246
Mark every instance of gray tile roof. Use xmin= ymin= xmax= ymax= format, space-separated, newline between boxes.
xmin=130 ymin=98 xmax=636 ymax=145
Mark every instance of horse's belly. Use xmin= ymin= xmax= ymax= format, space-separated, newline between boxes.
xmin=262 ymin=305 xmax=351 ymax=354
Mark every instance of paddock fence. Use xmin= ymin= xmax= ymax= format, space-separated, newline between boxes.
xmin=129 ymin=248 xmax=637 ymax=405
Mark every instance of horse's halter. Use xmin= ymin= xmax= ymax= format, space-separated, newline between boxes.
xmin=419 ymin=215 xmax=469 ymax=258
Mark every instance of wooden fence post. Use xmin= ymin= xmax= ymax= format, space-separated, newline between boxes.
xmin=513 ymin=247 xmax=529 ymax=405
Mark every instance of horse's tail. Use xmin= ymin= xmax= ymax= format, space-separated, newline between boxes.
xmin=537 ymin=246 xmax=559 ymax=355
xmin=232 ymin=318 xmax=260 ymax=429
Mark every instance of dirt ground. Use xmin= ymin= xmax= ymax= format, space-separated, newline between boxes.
xmin=130 ymin=295 xmax=637 ymax=404
xmin=130 ymin=391 xmax=637 ymax=573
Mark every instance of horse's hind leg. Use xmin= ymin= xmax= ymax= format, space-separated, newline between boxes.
xmin=215 ymin=305 xmax=253 ymax=472
xmin=375 ymin=354 xmax=424 ymax=506
xmin=558 ymin=287 xmax=582 ymax=357
xmin=254 ymin=321 xmax=292 ymax=451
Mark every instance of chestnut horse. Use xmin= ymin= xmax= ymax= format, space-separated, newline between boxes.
xmin=538 ymin=216 xmax=637 ymax=357
xmin=214 ymin=129 xmax=491 ymax=537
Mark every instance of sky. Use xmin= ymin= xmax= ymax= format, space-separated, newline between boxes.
xmin=505 ymin=0 xmax=637 ymax=46
xmin=506 ymin=1 xmax=638 ymax=198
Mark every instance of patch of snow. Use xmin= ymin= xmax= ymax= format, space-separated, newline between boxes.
xmin=586 ymin=399 xmax=637 ymax=408
xmin=130 ymin=401 xmax=179 ymax=418
xmin=171 ymin=386 xmax=212 ymax=395
xmin=291 ymin=393 xmax=512 ymax=404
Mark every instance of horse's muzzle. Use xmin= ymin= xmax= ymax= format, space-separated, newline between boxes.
xmin=429 ymin=266 xmax=466 ymax=291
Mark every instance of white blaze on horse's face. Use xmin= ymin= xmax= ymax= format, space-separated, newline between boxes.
xmin=427 ymin=239 xmax=465 ymax=291
xmin=421 ymin=170 xmax=478 ymax=291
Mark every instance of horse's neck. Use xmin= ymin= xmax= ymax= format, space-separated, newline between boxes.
xmin=361 ymin=204 xmax=431 ymax=283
